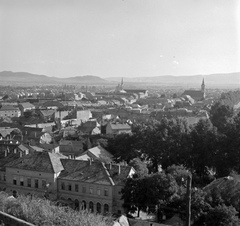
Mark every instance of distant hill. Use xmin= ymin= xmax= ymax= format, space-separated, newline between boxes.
xmin=61 ymin=75 xmax=108 ymax=84
xmin=0 ymin=71 xmax=239 ymax=87
xmin=0 ymin=71 xmax=56 ymax=84
xmin=0 ymin=71 xmax=109 ymax=85
xmin=105 ymin=72 xmax=240 ymax=87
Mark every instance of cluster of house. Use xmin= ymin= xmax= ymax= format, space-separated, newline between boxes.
xmin=0 ymin=134 xmax=135 ymax=215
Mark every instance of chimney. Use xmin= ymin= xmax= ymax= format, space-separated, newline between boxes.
xmin=89 ymin=158 xmax=92 ymax=165
xmin=4 ymin=149 xmax=7 ymax=157
xmin=109 ymin=162 xmax=112 ymax=170
xmin=118 ymin=164 xmax=121 ymax=175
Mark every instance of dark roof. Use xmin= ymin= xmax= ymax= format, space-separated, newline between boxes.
xmin=41 ymin=101 xmax=64 ymax=108
xmin=109 ymin=123 xmax=131 ymax=130
xmin=6 ymin=151 xmax=66 ymax=173
xmin=0 ymin=128 xmax=17 ymax=137
xmin=124 ymin=89 xmax=147 ymax=93
xmin=182 ymin=90 xmax=204 ymax=99
xmin=59 ymin=160 xmax=133 ymax=186
xmin=0 ymin=153 xmax=20 ymax=171
xmin=19 ymin=102 xmax=35 ymax=109
xmin=0 ymin=105 xmax=20 ymax=111
xmin=40 ymin=109 xmax=55 ymax=117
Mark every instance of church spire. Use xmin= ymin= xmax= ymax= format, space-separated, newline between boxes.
xmin=201 ymin=78 xmax=205 ymax=94
xmin=120 ymin=77 xmax=123 ymax=90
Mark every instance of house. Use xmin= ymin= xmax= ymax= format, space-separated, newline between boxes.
xmin=106 ymin=122 xmax=131 ymax=135
xmin=39 ymin=109 xmax=55 ymax=122
xmin=5 ymin=151 xmax=67 ymax=199
xmin=78 ymin=120 xmax=100 ymax=135
xmin=0 ymin=127 xmax=22 ymax=141
xmin=0 ymin=152 xmax=20 ymax=191
xmin=18 ymin=102 xmax=35 ymax=116
xmin=0 ymin=105 xmax=21 ymax=118
xmin=59 ymin=140 xmax=85 ymax=158
xmin=57 ymin=160 xmax=135 ymax=214
xmin=76 ymin=145 xmax=113 ymax=163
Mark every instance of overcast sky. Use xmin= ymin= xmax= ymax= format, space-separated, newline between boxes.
xmin=0 ymin=0 xmax=239 ymax=78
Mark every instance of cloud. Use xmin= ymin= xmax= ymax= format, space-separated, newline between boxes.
xmin=173 ymin=60 xmax=179 ymax=65
xmin=160 ymin=55 xmax=164 ymax=58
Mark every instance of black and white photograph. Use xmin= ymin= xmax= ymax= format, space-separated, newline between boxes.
xmin=0 ymin=0 xmax=239 ymax=225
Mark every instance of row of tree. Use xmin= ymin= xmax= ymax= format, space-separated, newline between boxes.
xmin=103 ymin=102 xmax=240 ymax=225
xmin=106 ymin=102 xmax=238 ymax=185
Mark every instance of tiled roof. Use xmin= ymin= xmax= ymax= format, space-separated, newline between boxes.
xmin=182 ymin=90 xmax=204 ymax=98
xmin=0 ymin=153 xmax=21 ymax=171
xmin=59 ymin=159 xmax=133 ymax=186
xmin=6 ymin=151 xmax=66 ymax=173
xmin=109 ymin=123 xmax=131 ymax=130
xmin=40 ymin=109 xmax=55 ymax=117
xmin=19 ymin=102 xmax=35 ymax=109
xmin=0 ymin=128 xmax=16 ymax=138
xmin=87 ymin=146 xmax=113 ymax=162
xmin=0 ymin=105 xmax=20 ymax=111
xmin=17 ymin=144 xmax=29 ymax=152
xmin=59 ymin=159 xmax=112 ymax=185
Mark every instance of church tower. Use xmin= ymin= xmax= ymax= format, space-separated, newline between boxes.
xmin=201 ymin=78 xmax=205 ymax=98
xmin=120 ymin=77 xmax=123 ymax=90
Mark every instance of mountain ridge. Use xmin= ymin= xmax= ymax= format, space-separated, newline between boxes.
xmin=0 ymin=71 xmax=239 ymax=86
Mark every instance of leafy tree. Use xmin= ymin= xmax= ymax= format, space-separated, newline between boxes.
xmin=121 ymin=172 xmax=180 ymax=217
xmin=107 ymin=133 xmax=141 ymax=163
xmin=187 ymin=119 xmax=218 ymax=183
xmin=209 ymin=102 xmax=233 ymax=133
xmin=204 ymin=205 xmax=240 ymax=226
xmin=129 ymin=158 xmax=149 ymax=177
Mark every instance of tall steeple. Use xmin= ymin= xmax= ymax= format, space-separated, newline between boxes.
xmin=120 ymin=77 xmax=123 ymax=90
xmin=201 ymin=78 xmax=205 ymax=98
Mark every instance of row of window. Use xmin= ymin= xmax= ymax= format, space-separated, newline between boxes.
xmin=68 ymin=199 xmax=109 ymax=214
xmin=13 ymin=176 xmax=47 ymax=189
xmin=61 ymin=182 xmax=108 ymax=196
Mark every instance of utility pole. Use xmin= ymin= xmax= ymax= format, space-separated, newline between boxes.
xmin=186 ymin=175 xmax=192 ymax=226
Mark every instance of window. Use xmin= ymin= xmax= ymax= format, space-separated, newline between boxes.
xmin=89 ymin=187 xmax=93 ymax=194
xmin=96 ymin=203 xmax=101 ymax=213
xmin=75 ymin=184 xmax=79 ymax=192
xmin=97 ymin=188 xmax=101 ymax=196
xmin=104 ymin=189 xmax=108 ymax=196
xmin=13 ymin=176 xmax=17 ymax=185
xmin=27 ymin=178 xmax=31 ymax=187
xmin=104 ymin=204 xmax=109 ymax=214
xmin=81 ymin=200 xmax=86 ymax=210
xmin=68 ymin=184 xmax=72 ymax=191
xmin=42 ymin=180 xmax=46 ymax=188
xmin=20 ymin=177 xmax=24 ymax=186
xmin=35 ymin=179 xmax=39 ymax=188
xmin=89 ymin=201 xmax=94 ymax=212
xmin=82 ymin=186 xmax=86 ymax=193
xmin=61 ymin=182 xmax=65 ymax=190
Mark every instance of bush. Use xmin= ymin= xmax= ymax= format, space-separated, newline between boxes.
xmin=0 ymin=192 xmax=113 ymax=226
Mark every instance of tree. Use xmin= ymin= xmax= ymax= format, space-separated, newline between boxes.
xmin=107 ymin=133 xmax=140 ymax=163
xmin=204 ymin=205 xmax=240 ymax=226
xmin=187 ymin=119 xmax=218 ymax=184
xmin=129 ymin=158 xmax=149 ymax=177
xmin=121 ymin=172 xmax=180 ymax=216
xmin=209 ymin=102 xmax=233 ymax=133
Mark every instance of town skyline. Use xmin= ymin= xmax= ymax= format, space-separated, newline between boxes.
xmin=1 ymin=0 xmax=239 ymax=78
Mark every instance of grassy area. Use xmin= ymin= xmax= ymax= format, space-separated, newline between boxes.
xmin=0 ymin=192 xmax=113 ymax=226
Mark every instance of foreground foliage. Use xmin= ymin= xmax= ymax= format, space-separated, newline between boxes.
xmin=0 ymin=192 xmax=113 ymax=226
